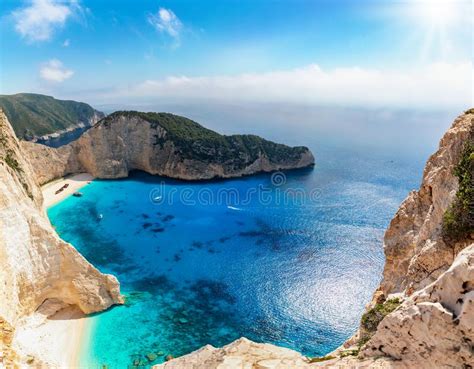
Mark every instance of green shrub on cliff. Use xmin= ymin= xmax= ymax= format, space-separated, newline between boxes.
xmin=358 ymin=298 xmax=401 ymax=347
xmin=361 ymin=298 xmax=400 ymax=332
xmin=442 ymin=141 xmax=474 ymax=243
xmin=0 ymin=93 xmax=104 ymax=139
xmin=4 ymin=150 xmax=21 ymax=172
xmin=308 ymin=355 xmax=335 ymax=363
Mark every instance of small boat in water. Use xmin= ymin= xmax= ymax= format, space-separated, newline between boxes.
xmin=98 ymin=214 xmax=103 ymax=220
xmin=73 ymin=192 xmax=83 ymax=197
xmin=227 ymin=205 xmax=242 ymax=211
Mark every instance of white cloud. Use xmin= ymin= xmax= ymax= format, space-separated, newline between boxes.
xmin=40 ymin=59 xmax=74 ymax=82
xmin=148 ymin=7 xmax=182 ymax=40
xmin=102 ymin=62 xmax=472 ymax=110
xmin=12 ymin=0 xmax=79 ymax=42
xmin=62 ymin=38 xmax=70 ymax=47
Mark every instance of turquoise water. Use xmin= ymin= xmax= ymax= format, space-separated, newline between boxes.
xmin=47 ymin=145 xmax=422 ymax=368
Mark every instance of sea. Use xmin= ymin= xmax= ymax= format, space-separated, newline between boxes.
xmin=46 ymin=103 xmax=459 ymax=368
xmin=47 ymin=137 xmax=427 ymax=368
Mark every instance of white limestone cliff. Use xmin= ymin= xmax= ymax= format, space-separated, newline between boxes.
xmin=360 ymin=244 xmax=473 ymax=368
xmin=380 ymin=112 xmax=473 ymax=295
xmin=0 ymin=110 xmax=123 ymax=367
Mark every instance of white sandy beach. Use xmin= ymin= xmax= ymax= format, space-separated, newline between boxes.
xmin=42 ymin=173 xmax=94 ymax=208
xmin=13 ymin=307 xmax=90 ymax=368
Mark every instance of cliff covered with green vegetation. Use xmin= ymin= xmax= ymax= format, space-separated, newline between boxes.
xmin=0 ymin=93 xmax=104 ymax=140
xmin=21 ymin=110 xmax=315 ymax=183
xmin=103 ymin=111 xmax=310 ymax=170
xmin=443 ymin=137 xmax=474 ymax=242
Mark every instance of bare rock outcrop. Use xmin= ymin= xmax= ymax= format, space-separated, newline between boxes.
xmin=153 ymin=338 xmax=395 ymax=369
xmin=0 ymin=110 xmax=123 ymax=366
xmin=21 ymin=111 xmax=315 ymax=184
xmin=154 ymin=338 xmax=312 ymax=369
xmin=20 ymin=140 xmax=82 ymax=185
xmin=360 ymin=244 xmax=473 ymax=368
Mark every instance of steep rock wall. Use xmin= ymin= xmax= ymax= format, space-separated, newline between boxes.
xmin=20 ymin=140 xmax=81 ymax=185
xmin=381 ymin=112 xmax=473 ymax=295
xmin=355 ymin=111 xmax=474 ymax=367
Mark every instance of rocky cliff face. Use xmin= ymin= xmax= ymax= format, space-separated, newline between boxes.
xmin=380 ymin=112 xmax=473 ymax=296
xmin=20 ymin=140 xmax=81 ymax=185
xmin=155 ymin=110 xmax=474 ymax=369
xmin=360 ymin=244 xmax=473 ymax=367
xmin=153 ymin=338 xmax=395 ymax=369
xmin=0 ymin=110 xmax=123 ymax=367
xmin=355 ymin=111 xmax=474 ymax=367
xmin=155 ymin=338 xmax=314 ymax=369
xmin=21 ymin=111 xmax=315 ymax=184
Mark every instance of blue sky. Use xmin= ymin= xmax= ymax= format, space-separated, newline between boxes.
xmin=0 ymin=0 xmax=472 ymax=111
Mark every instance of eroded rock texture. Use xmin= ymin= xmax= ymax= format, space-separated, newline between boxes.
xmin=381 ymin=112 xmax=473 ymax=294
xmin=361 ymin=245 xmax=473 ymax=367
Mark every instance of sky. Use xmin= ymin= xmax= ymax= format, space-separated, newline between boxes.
xmin=0 ymin=0 xmax=472 ymax=113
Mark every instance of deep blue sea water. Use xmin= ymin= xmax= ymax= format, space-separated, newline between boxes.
xmin=47 ymin=143 xmax=423 ymax=368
